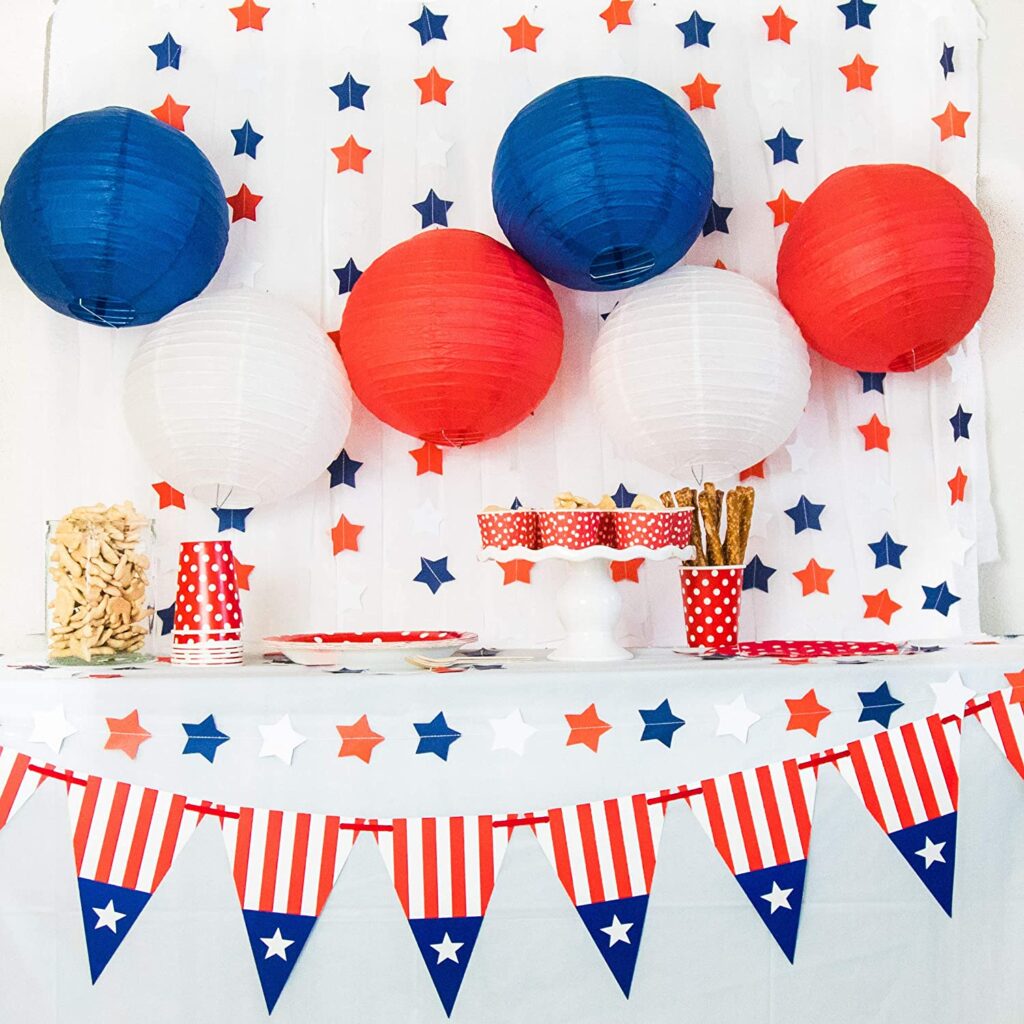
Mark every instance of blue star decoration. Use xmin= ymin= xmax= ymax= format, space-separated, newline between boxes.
xmin=922 ymin=582 xmax=960 ymax=617
xmin=612 ymin=483 xmax=636 ymax=509
xmin=744 ymin=555 xmax=776 ymax=593
xmin=837 ymin=0 xmax=875 ymax=29
xmin=330 ymin=72 xmax=370 ymax=111
xmin=949 ymin=405 xmax=972 ymax=441
xmin=182 ymin=715 xmax=230 ymax=763
xmin=414 ymin=189 xmax=453 ymax=229
xmin=149 ymin=33 xmax=181 ymax=71
xmin=940 ymin=43 xmax=955 ymax=78
xmin=415 ymin=556 xmax=455 ymax=594
xmin=231 ymin=120 xmax=263 ymax=159
xmin=859 ymin=371 xmax=885 ymax=394
xmin=676 ymin=10 xmax=714 ymax=47
xmin=639 ymin=699 xmax=685 ymax=747
xmin=212 ymin=507 xmax=253 ymax=533
xmin=328 ymin=449 xmax=362 ymax=488
xmin=156 ymin=603 xmax=176 ymax=636
xmin=858 ymin=682 xmax=904 ymax=728
xmin=784 ymin=496 xmax=825 ymax=534
xmin=510 ymin=497 xmax=523 ymax=510
xmin=765 ymin=128 xmax=802 ymax=165
xmin=414 ymin=712 xmax=461 ymax=760
xmin=334 ymin=259 xmax=362 ymax=294
xmin=409 ymin=5 xmax=447 ymax=44
xmin=868 ymin=532 xmax=907 ymax=570
xmin=703 ymin=200 xmax=731 ymax=236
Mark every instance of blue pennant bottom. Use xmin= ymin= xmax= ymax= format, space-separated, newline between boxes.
xmin=77 ymin=877 xmax=151 ymax=983
xmin=409 ymin=915 xmax=483 ymax=1017
xmin=733 ymin=860 xmax=808 ymax=963
xmin=576 ymin=894 xmax=650 ymax=997
xmin=887 ymin=811 xmax=958 ymax=916
xmin=241 ymin=908 xmax=318 ymax=1013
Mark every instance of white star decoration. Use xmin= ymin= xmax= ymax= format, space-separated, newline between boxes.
xmin=946 ymin=345 xmax=971 ymax=385
xmin=930 ymin=672 xmax=976 ymax=718
xmin=785 ymin=435 xmax=816 ymax=474
xmin=759 ymin=69 xmax=801 ymax=108
xmin=261 ymin=928 xmax=294 ymax=961
xmin=915 ymin=836 xmax=947 ymax=869
xmin=337 ymin=578 xmax=366 ymax=613
xmin=258 ymin=714 xmax=306 ymax=764
xmin=600 ymin=915 xmax=633 ymax=947
xmin=714 ymin=695 xmax=761 ymax=744
xmin=93 ymin=900 xmax=126 ymax=933
xmin=418 ymin=128 xmax=454 ymax=168
xmin=413 ymin=499 xmax=444 ymax=536
xmin=489 ymin=709 xmax=536 ymax=756
xmin=946 ymin=529 xmax=974 ymax=567
xmin=30 ymin=704 xmax=77 ymax=753
xmin=430 ymin=932 xmax=464 ymax=964
xmin=761 ymin=881 xmax=794 ymax=914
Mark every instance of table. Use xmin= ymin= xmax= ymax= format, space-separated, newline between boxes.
xmin=0 ymin=640 xmax=1020 ymax=1023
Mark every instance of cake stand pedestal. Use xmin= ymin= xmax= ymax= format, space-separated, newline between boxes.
xmin=479 ymin=545 xmax=692 ymax=663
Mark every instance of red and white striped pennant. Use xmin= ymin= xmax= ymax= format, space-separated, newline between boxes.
xmin=0 ymin=746 xmax=45 ymax=832
xmin=967 ymin=688 xmax=1024 ymax=780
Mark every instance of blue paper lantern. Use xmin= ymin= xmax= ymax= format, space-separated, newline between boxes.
xmin=1 ymin=107 xmax=228 ymax=328
xmin=492 ymin=76 xmax=714 ymax=292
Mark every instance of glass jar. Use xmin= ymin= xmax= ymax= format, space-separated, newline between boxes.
xmin=45 ymin=503 xmax=156 ymax=665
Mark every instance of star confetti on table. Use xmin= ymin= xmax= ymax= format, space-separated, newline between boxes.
xmin=933 ymin=102 xmax=970 ymax=141
xmin=409 ymin=5 xmax=447 ymax=45
xmin=212 ymin=507 xmax=253 ymax=533
xmin=498 ymin=559 xmax=533 ymax=585
xmin=331 ymin=514 xmax=364 ymax=555
xmin=765 ymin=127 xmax=802 ymax=164
xmin=949 ymin=404 xmax=972 ymax=441
xmin=504 ymin=16 xmax=543 ymax=51
xmin=104 ymin=710 xmax=152 ymax=760
xmin=681 ymin=74 xmax=720 ymax=110
xmin=565 ymin=704 xmax=612 ymax=752
xmin=409 ymin=440 xmax=444 ymax=475
xmin=857 ymin=682 xmax=903 ymax=728
xmin=930 ymin=671 xmax=976 ymax=717
xmin=677 ymin=10 xmax=714 ymax=47
xmin=639 ymin=699 xmax=685 ymax=747
xmin=600 ymin=0 xmax=632 ymax=31
xmin=29 ymin=705 xmax=77 ymax=753
xmin=413 ymin=189 xmax=453 ymax=228
xmin=862 ymin=588 xmax=901 ymax=625
xmin=766 ymin=189 xmax=802 ymax=226
xmin=231 ymin=120 xmax=263 ymax=158
xmin=258 ymin=714 xmax=306 ymax=764
xmin=414 ymin=67 xmax=453 ymax=105
xmin=334 ymin=259 xmax=362 ymax=294
xmin=714 ymin=694 xmax=761 ymax=743
xmin=839 ymin=54 xmax=877 ymax=90
xmin=837 ymin=0 xmax=875 ymax=30
xmin=793 ymin=559 xmax=833 ymax=596
xmin=151 ymin=95 xmax=189 ymax=131
xmin=182 ymin=715 xmax=230 ymax=763
xmin=336 ymin=716 xmax=384 ymax=763
xmin=857 ymin=414 xmax=890 ymax=452
xmin=784 ymin=495 xmax=825 ymax=534
xmin=414 ymin=556 xmax=455 ymax=594
xmin=868 ymin=532 xmax=907 ymax=569
xmin=328 ymin=449 xmax=362 ymax=488
xmin=414 ymin=712 xmax=461 ymax=760
xmin=763 ymin=6 xmax=797 ymax=42
xmin=744 ymin=555 xmax=776 ymax=593
xmin=948 ymin=467 xmax=968 ymax=504
xmin=157 ymin=603 xmax=176 ymax=635
xmin=489 ymin=709 xmax=536 ymax=755
xmin=1004 ymin=669 xmax=1024 ymax=705
xmin=612 ymin=483 xmax=637 ymax=509
xmin=330 ymin=72 xmax=370 ymax=111
xmin=149 ymin=33 xmax=182 ymax=70
xmin=922 ymin=581 xmax=960 ymax=617
xmin=859 ymin=371 xmax=886 ymax=394
xmin=785 ymin=689 xmax=831 ymax=737
xmin=703 ymin=200 xmax=731 ymax=235
xmin=233 ymin=557 xmax=254 ymax=590
xmin=940 ymin=43 xmax=955 ymax=78
xmin=611 ymin=558 xmax=644 ymax=583
xmin=152 ymin=481 xmax=185 ymax=510
xmin=331 ymin=136 xmax=371 ymax=173
xmin=229 ymin=0 xmax=269 ymax=31
xmin=227 ymin=184 xmax=262 ymax=223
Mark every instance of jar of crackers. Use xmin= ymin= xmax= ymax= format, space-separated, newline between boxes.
xmin=45 ymin=503 xmax=156 ymax=665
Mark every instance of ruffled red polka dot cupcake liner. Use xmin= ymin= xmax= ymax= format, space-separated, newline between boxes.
xmin=537 ymin=509 xmax=612 ymax=549
xmin=477 ymin=511 xmax=538 ymax=549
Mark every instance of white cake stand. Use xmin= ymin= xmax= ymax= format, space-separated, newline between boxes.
xmin=479 ymin=544 xmax=693 ymax=662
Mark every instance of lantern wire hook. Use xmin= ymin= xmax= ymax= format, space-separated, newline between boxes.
xmin=691 ymin=465 xmax=705 ymax=488
xmin=213 ymin=485 xmax=235 ymax=512
xmin=77 ymin=299 xmax=118 ymax=328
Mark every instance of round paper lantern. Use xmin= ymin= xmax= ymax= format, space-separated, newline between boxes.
xmin=590 ymin=266 xmax=811 ymax=479
xmin=1 ymin=106 xmax=228 ymax=328
xmin=492 ymin=76 xmax=713 ymax=292
xmin=338 ymin=229 xmax=564 ymax=447
xmin=777 ymin=164 xmax=995 ymax=372
xmin=123 ymin=289 xmax=351 ymax=507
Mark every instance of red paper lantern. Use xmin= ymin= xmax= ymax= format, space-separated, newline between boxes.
xmin=777 ymin=164 xmax=994 ymax=372
xmin=338 ymin=229 xmax=564 ymax=446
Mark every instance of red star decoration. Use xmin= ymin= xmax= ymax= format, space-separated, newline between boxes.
xmin=611 ymin=558 xmax=644 ymax=582
xmin=565 ymin=703 xmax=612 ymax=752
xmin=766 ymin=189 xmax=802 ymax=227
xmin=331 ymin=136 xmax=371 ymax=173
xmin=151 ymin=481 xmax=186 ymax=510
xmin=599 ymin=0 xmax=633 ymax=31
xmin=104 ymin=710 xmax=152 ymax=760
xmin=763 ymin=6 xmax=797 ymax=42
xmin=226 ymin=184 xmax=262 ymax=223
xmin=839 ymin=54 xmax=878 ymax=91
xmin=932 ymin=102 xmax=970 ymax=141
xmin=336 ymin=715 xmax=384 ymax=763
xmin=414 ymin=67 xmax=454 ymax=105
xmin=233 ymin=557 xmax=254 ymax=591
xmin=326 ymin=326 xmax=342 ymax=351
xmin=1005 ymin=669 xmax=1024 ymax=705
xmin=948 ymin=466 xmax=968 ymax=504
xmin=713 ymin=259 xmax=728 ymax=270
xmin=229 ymin=0 xmax=269 ymax=31
xmin=857 ymin=413 xmax=890 ymax=452
xmin=497 ymin=559 xmax=533 ymax=584
xmin=504 ymin=16 xmax=543 ymax=51
xmin=740 ymin=460 xmax=766 ymax=480
xmin=785 ymin=688 xmax=831 ymax=737
xmin=151 ymin=95 xmax=189 ymax=131
xmin=681 ymin=74 xmax=720 ymax=110
xmin=409 ymin=441 xmax=443 ymax=475
xmin=863 ymin=589 xmax=902 ymax=625
xmin=331 ymin=514 xmax=364 ymax=554
xmin=793 ymin=558 xmax=834 ymax=596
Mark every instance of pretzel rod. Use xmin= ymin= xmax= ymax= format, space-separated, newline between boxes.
xmin=681 ymin=487 xmax=704 ymax=566
xmin=724 ymin=489 xmax=743 ymax=566
xmin=698 ymin=490 xmax=725 ymax=565
xmin=736 ymin=486 xmax=755 ymax=563
xmin=660 ymin=490 xmax=676 ymax=508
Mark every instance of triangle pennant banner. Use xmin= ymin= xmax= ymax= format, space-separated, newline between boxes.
xmin=221 ymin=807 xmax=360 ymax=1012
xmin=834 ymin=713 xmax=961 ymax=915
xmin=375 ymin=814 xmax=509 ymax=1016
xmin=679 ymin=758 xmax=817 ymax=962
xmin=0 ymin=746 xmax=45 ymax=832
xmin=532 ymin=793 xmax=667 ymax=996
xmin=68 ymin=777 xmax=204 ymax=981
xmin=968 ymin=688 xmax=1024 ymax=781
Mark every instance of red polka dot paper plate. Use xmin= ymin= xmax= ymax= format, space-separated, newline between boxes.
xmin=263 ymin=630 xmax=479 ymax=670
xmin=712 ymin=640 xmax=902 ymax=659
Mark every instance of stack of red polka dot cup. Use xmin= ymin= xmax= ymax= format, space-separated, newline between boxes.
xmin=171 ymin=540 xmax=243 ymax=665
xmin=680 ymin=565 xmax=744 ymax=649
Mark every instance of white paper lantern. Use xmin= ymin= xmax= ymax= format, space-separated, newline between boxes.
xmin=123 ymin=288 xmax=352 ymax=507
xmin=590 ymin=266 xmax=811 ymax=479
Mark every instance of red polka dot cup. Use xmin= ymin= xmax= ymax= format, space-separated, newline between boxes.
xmin=537 ymin=509 xmax=610 ymax=549
xmin=171 ymin=540 xmax=243 ymax=664
xmin=680 ymin=565 xmax=744 ymax=648
xmin=477 ymin=510 xmax=538 ymax=550
xmin=612 ymin=510 xmax=674 ymax=549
